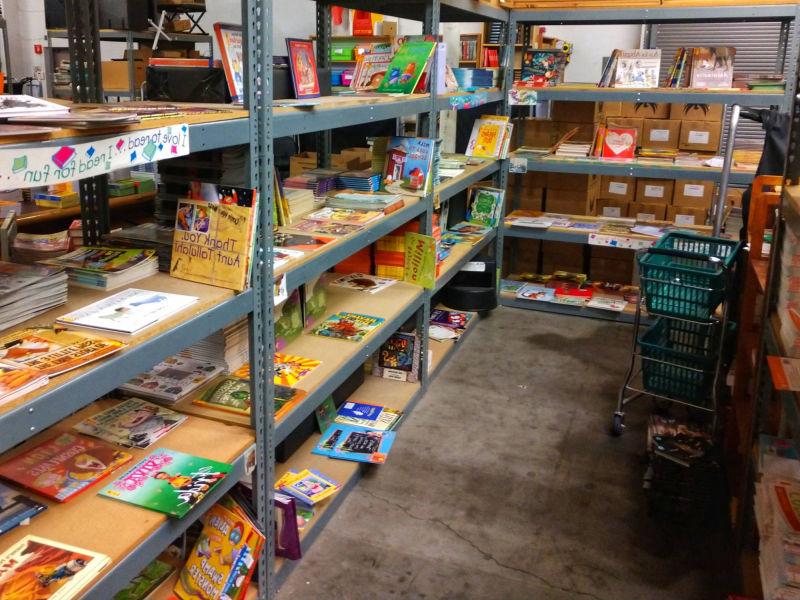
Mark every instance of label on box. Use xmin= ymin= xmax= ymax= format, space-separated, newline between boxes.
xmin=462 ymin=261 xmax=486 ymax=272
xmin=608 ymin=182 xmax=628 ymax=195
xmin=509 ymin=157 xmax=528 ymax=174
xmin=602 ymin=206 xmax=622 ymax=218
xmin=683 ymin=184 xmax=705 ymax=197
xmin=636 ymin=212 xmax=656 ymax=222
xmin=688 ymin=130 xmax=710 ymax=145
xmin=674 ymin=214 xmax=696 ymax=226
xmin=649 ymin=129 xmax=670 ymax=142
xmin=644 ymin=185 xmax=665 ymax=198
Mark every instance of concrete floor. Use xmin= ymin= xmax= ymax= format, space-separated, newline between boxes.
xmin=277 ymin=307 xmax=723 ymax=600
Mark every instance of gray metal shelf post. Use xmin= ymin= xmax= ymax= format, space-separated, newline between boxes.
xmin=0 ymin=17 xmax=11 ymax=93
xmin=316 ymin=4 xmax=333 ymax=169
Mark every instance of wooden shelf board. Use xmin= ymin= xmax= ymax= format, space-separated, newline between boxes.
xmin=436 ymin=234 xmax=493 ymax=287
xmin=0 ymin=398 xmax=254 ymax=598
xmin=17 ymin=192 xmax=156 ymax=226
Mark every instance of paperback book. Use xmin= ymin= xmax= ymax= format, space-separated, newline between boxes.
xmin=118 ymin=356 xmax=226 ymax=405
xmin=99 ymin=448 xmax=231 ymax=518
xmin=55 ymin=288 xmax=198 ymax=335
xmin=334 ymin=401 xmax=403 ymax=431
xmin=467 ymin=185 xmax=504 ymax=227
xmin=310 ymin=312 xmax=385 ymax=342
xmin=0 ymin=482 xmax=47 ymax=536
xmin=192 ymin=376 xmax=252 ymax=417
xmin=274 ymin=353 xmax=322 ymax=387
xmin=40 ymin=247 xmax=158 ymax=291
xmin=376 ymin=40 xmax=435 ymax=94
xmin=465 ymin=115 xmax=511 ymax=159
xmin=430 ymin=308 xmax=472 ymax=331
xmin=0 ymin=535 xmax=109 ymax=600
xmin=516 ymin=284 xmax=556 ymax=302
xmin=373 ymin=333 xmax=420 ymax=383
xmin=0 ymin=261 xmax=68 ymax=330
xmin=0 ymin=364 xmax=48 ymax=407
xmin=351 ymin=52 xmax=392 ymax=91
xmin=330 ymin=272 xmax=397 ymax=294
xmin=274 ymin=468 xmax=339 ymax=505
xmin=114 ymin=559 xmax=174 ymax=600
xmin=0 ymin=327 xmax=126 ymax=376
xmin=73 ymin=398 xmax=187 ymax=449
xmin=292 ymin=220 xmax=363 ymax=236
xmin=690 ymin=47 xmax=736 ymax=89
xmin=612 ymin=49 xmax=661 ymax=88
xmin=274 ymin=232 xmax=334 ymax=252
xmin=381 ymin=136 xmax=436 ymax=197
xmin=0 ymin=432 xmax=132 ymax=502
xmin=601 ymin=128 xmax=637 ymax=160
xmin=314 ymin=396 xmax=337 ymax=433
xmin=305 ymin=207 xmax=383 ymax=226
xmin=313 ymin=423 xmax=396 ymax=464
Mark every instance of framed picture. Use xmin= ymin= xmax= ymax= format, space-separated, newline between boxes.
xmin=214 ymin=23 xmax=244 ymax=103
xmin=286 ymin=38 xmax=321 ymax=99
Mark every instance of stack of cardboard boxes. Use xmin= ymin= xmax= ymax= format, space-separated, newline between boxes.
xmin=289 ymin=147 xmax=373 ymax=177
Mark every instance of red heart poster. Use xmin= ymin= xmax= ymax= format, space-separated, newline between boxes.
xmin=602 ymin=128 xmax=637 ymax=160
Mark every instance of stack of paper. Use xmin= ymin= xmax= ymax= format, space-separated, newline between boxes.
xmin=40 ymin=246 xmax=158 ymax=290
xmin=0 ymin=261 xmax=68 ymax=331
xmin=180 ymin=316 xmax=249 ymax=371
xmin=11 ymin=230 xmax=71 ymax=264
xmin=335 ymin=170 xmax=381 ymax=192
xmin=283 ymin=188 xmax=316 ymax=224
xmin=284 ymin=168 xmax=341 ymax=200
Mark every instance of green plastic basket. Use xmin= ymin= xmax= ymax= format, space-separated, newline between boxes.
xmin=639 ymin=317 xmax=722 ymax=404
xmin=638 ymin=232 xmax=742 ymax=321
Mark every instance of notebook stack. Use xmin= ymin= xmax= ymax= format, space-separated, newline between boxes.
xmin=284 ymin=168 xmax=341 ymax=200
xmin=283 ymin=188 xmax=317 ymax=225
xmin=11 ymin=230 xmax=71 ymax=264
xmin=40 ymin=247 xmax=159 ymax=291
xmin=103 ymin=223 xmax=174 ymax=272
xmin=335 ymin=170 xmax=382 ymax=192
xmin=0 ymin=262 xmax=68 ymax=331
xmin=180 ymin=317 xmax=249 ymax=371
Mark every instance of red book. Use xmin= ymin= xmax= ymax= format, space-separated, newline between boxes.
xmin=601 ymin=127 xmax=637 ymax=160
xmin=0 ymin=432 xmax=132 ymax=502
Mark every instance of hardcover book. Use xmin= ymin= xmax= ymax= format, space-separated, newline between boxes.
xmin=0 ymin=482 xmax=47 ymax=536
xmin=0 ymin=535 xmax=110 ymax=599
xmin=99 ymin=448 xmax=231 ymax=518
xmin=0 ymin=364 xmax=48 ymax=407
xmin=0 ymin=432 xmax=132 ymax=502
xmin=466 ymin=116 xmax=510 ymax=159
xmin=351 ymin=52 xmax=392 ymax=91
xmin=330 ymin=273 xmax=397 ymax=294
xmin=376 ymin=40 xmax=436 ymax=94
xmin=313 ymin=423 xmax=396 ymax=464
xmin=467 ymin=185 xmax=505 ymax=227
xmin=118 ymin=356 xmax=226 ymax=405
xmin=612 ymin=49 xmax=661 ymax=88
xmin=335 ymin=401 xmax=403 ymax=431
xmin=73 ymin=398 xmax=187 ymax=449
xmin=381 ymin=136 xmax=436 ymax=197
xmin=0 ymin=327 xmax=126 ymax=376
xmin=520 ymin=49 xmax=565 ymax=87
xmin=373 ymin=333 xmax=420 ymax=383
xmin=690 ymin=47 xmax=736 ymax=89
xmin=601 ymin=128 xmax=637 ymax=160
xmin=274 ymin=353 xmax=322 ymax=387
xmin=310 ymin=312 xmax=385 ymax=342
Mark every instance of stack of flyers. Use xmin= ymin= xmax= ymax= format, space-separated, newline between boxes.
xmin=73 ymin=398 xmax=187 ymax=449
xmin=313 ymin=424 xmax=396 ymax=464
xmin=275 ymin=468 xmax=339 ymax=506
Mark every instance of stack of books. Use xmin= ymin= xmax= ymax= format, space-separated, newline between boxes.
xmin=284 ymin=168 xmax=341 ymax=200
xmin=0 ymin=262 xmax=68 ymax=331
xmin=282 ymin=188 xmax=317 ymax=225
xmin=40 ymin=247 xmax=159 ymax=291
xmin=180 ymin=317 xmax=249 ymax=371
xmin=335 ymin=170 xmax=381 ymax=192
xmin=11 ymin=230 xmax=71 ymax=264
xmin=103 ymin=223 xmax=174 ymax=272
xmin=118 ymin=356 xmax=226 ymax=406
xmin=555 ymin=142 xmax=592 ymax=158
xmin=452 ymin=68 xmax=494 ymax=91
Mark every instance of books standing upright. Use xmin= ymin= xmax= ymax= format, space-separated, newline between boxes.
xmin=376 ymin=40 xmax=436 ymax=94
xmin=381 ymin=136 xmax=436 ymax=197
xmin=690 ymin=47 xmax=736 ymax=89
xmin=612 ymin=49 xmax=661 ymax=88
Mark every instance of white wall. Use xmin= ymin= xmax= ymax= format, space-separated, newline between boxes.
xmin=544 ymin=25 xmax=642 ymax=83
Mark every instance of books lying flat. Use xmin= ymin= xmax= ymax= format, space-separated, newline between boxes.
xmin=274 ymin=247 xmax=305 ymax=269
xmin=56 ymin=288 xmax=198 ymax=335
xmin=310 ymin=312 xmax=385 ymax=342
xmin=118 ymin=356 xmax=226 ymax=404
xmin=274 ymin=232 xmax=334 ymax=253
xmin=275 ymin=468 xmax=339 ymax=505
xmin=274 ymin=353 xmax=322 ymax=387
xmin=0 ymin=95 xmax=69 ymax=118
xmin=334 ymin=401 xmax=403 ymax=431
xmin=179 ymin=317 xmax=249 ymax=372
xmin=0 ymin=535 xmax=109 ymax=599
xmin=8 ymin=110 xmax=140 ymax=128
xmin=292 ymin=220 xmax=363 ymax=236
xmin=0 ymin=432 xmax=132 ymax=502
xmin=99 ymin=448 xmax=231 ymax=518
xmin=516 ymin=284 xmax=556 ymax=302
xmin=0 ymin=262 xmax=68 ymax=326
xmin=41 ymin=247 xmax=158 ymax=291
xmin=192 ymin=376 xmax=252 ymax=417
xmin=11 ymin=231 xmax=71 ymax=265
xmin=0 ymin=327 xmax=126 ymax=376
xmin=326 ymin=191 xmax=404 ymax=212
xmin=335 ymin=171 xmax=382 ymax=192
xmin=73 ymin=398 xmax=187 ymax=449
xmin=313 ymin=424 xmax=396 ymax=464
xmin=103 ymin=223 xmax=174 ymax=272
xmin=305 ymin=207 xmax=383 ymax=226
xmin=329 ymin=273 xmax=397 ymax=294
xmin=0 ymin=482 xmax=47 ymax=536
xmin=0 ymin=364 xmax=48 ymax=407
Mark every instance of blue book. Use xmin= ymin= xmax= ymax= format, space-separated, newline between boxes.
xmin=335 ymin=401 xmax=403 ymax=430
xmin=312 ymin=424 xmax=397 ymax=464
xmin=0 ymin=482 xmax=47 ymax=536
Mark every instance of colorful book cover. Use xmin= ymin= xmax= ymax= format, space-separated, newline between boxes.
xmin=352 ymin=52 xmax=392 ymax=91
xmin=329 ymin=273 xmax=397 ymax=294
xmin=274 ymin=353 xmax=322 ymax=387
xmin=0 ymin=535 xmax=110 ymax=600
xmin=381 ymin=136 xmax=435 ymax=197
xmin=274 ymin=492 xmax=302 ymax=560
xmin=0 ymin=482 xmax=47 ymax=536
xmin=99 ymin=448 xmax=231 ymax=518
xmin=192 ymin=377 xmax=252 ymax=417
xmin=314 ymin=396 xmax=337 ymax=433
xmin=313 ymin=424 xmax=396 ymax=464
xmin=274 ymin=468 xmax=339 ymax=505
xmin=174 ymin=501 xmax=264 ymax=600
xmin=430 ymin=308 xmax=472 ymax=331
xmin=55 ymin=289 xmax=198 ymax=336
xmin=500 ymin=280 xmax=526 ymax=295
xmin=292 ymin=220 xmax=364 ymax=236
xmin=376 ymin=40 xmax=435 ymax=94
xmin=449 ymin=221 xmax=492 ymax=236
xmin=516 ymin=284 xmax=556 ymax=302
xmin=303 ymin=274 xmax=327 ymax=329
xmin=0 ymin=364 xmax=48 ymax=407
xmin=113 ymin=558 xmax=174 ymax=600
xmin=465 ymin=117 xmax=508 ymax=159
xmin=275 ymin=385 xmax=306 ymax=422
xmin=373 ymin=333 xmax=420 ymax=383
xmin=0 ymin=432 xmax=132 ymax=502
xmin=310 ymin=312 xmax=385 ymax=342
xmin=118 ymin=356 xmax=226 ymax=404
xmin=287 ymin=38 xmax=321 ymax=99
xmin=404 ymin=232 xmax=436 ymax=289
xmin=274 ymin=232 xmax=334 ymax=252
xmin=334 ymin=402 xmax=403 ymax=431
xmin=305 ymin=207 xmax=383 ymax=226
xmin=612 ymin=49 xmax=661 ymax=88
xmin=171 ymin=187 xmax=258 ymax=292
xmin=690 ymin=47 xmax=736 ymax=89
xmin=467 ymin=185 xmax=504 ymax=227
xmin=520 ymin=49 xmax=565 ymax=87
xmin=73 ymin=398 xmax=187 ymax=449
xmin=40 ymin=247 xmax=156 ymax=273
xmin=601 ymin=128 xmax=637 ymax=160
xmin=0 ymin=327 xmax=126 ymax=376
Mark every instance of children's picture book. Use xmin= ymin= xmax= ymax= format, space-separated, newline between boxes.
xmin=430 ymin=308 xmax=472 ymax=331
xmin=587 ymin=295 xmax=628 ymax=312
xmin=0 ymin=482 xmax=47 ymax=536
xmin=287 ymin=38 xmax=321 ymax=99
xmin=0 ymin=327 xmax=126 ymax=376
xmin=334 ymin=402 xmax=403 ymax=431
xmin=330 ymin=272 xmax=397 ymax=294
xmin=214 ymin=23 xmax=244 ymax=103
xmin=305 ymin=207 xmax=383 ymax=226
xmin=73 ymin=398 xmax=187 ymax=449
xmin=274 ymin=353 xmax=322 ymax=387
xmin=275 ymin=385 xmax=306 ymax=422
xmin=174 ymin=501 xmax=264 ymax=600
xmin=0 ymin=535 xmax=110 ymax=600
xmin=171 ymin=186 xmax=259 ymax=292
xmin=450 ymin=221 xmax=492 ymax=236
xmin=520 ymin=49 xmax=566 ymax=87
xmin=381 ymin=136 xmax=436 ymax=197
xmin=376 ymin=40 xmax=435 ymax=94
xmin=0 ymin=95 xmax=69 ymax=118
xmin=0 ymin=432 xmax=132 ymax=502
xmin=192 ymin=376 xmax=251 ymax=417
xmin=466 ymin=116 xmax=509 ymax=159
xmin=113 ymin=558 xmax=174 ymax=600
xmin=0 ymin=364 xmax=48 ymax=408
xmin=313 ymin=423 xmax=396 ymax=464
xmin=314 ymin=396 xmax=337 ymax=433
xmin=690 ymin=47 xmax=736 ymax=89
xmin=612 ymin=49 xmax=661 ymax=88
xmin=500 ymin=280 xmax=526 ymax=295
xmin=352 ymin=52 xmax=392 ymax=91
xmin=40 ymin=247 xmax=156 ymax=273
xmin=274 ymin=468 xmax=339 ymax=505
xmin=56 ymin=288 xmax=199 ymax=335
xmin=303 ymin=274 xmax=327 ymax=329
xmin=273 ymin=247 xmax=305 ymax=270
xmin=404 ymin=232 xmax=437 ymax=289
xmin=274 ymin=232 xmax=335 ymax=252
xmin=311 ymin=312 xmax=385 ymax=342
xmin=274 ymin=492 xmax=302 ymax=560
xmin=516 ymin=284 xmax=556 ymax=302
xmin=118 ymin=356 xmax=226 ymax=405
xmin=601 ymin=128 xmax=637 ymax=160
xmin=292 ymin=220 xmax=364 ymax=236
xmin=373 ymin=333 xmax=420 ymax=383
xmin=99 ymin=448 xmax=231 ymax=518
xmin=467 ymin=185 xmax=505 ymax=227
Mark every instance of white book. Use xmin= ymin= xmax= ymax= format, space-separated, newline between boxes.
xmin=56 ymin=288 xmax=198 ymax=335
xmin=613 ymin=49 xmax=661 ymax=88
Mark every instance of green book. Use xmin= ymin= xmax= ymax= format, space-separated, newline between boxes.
xmin=404 ymin=232 xmax=437 ymax=289
xmin=376 ymin=41 xmax=435 ymax=94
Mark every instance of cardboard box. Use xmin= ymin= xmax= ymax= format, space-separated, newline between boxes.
xmin=606 ymin=117 xmax=644 ymax=146
xmin=542 ymin=240 xmax=584 ymax=274
xmin=518 ymin=118 xmax=560 ymax=149
xmin=289 ymin=152 xmax=360 ymax=176
xmin=630 ymin=202 xmax=667 ymax=222
xmin=621 ymin=102 xmax=670 ymax=119
xmin=670 ymin=103 xmax=723 ymax=122
xmin=599 ymin=176 xmax=636 ymax=202
xmin=556 ymin=121 xmax=596 ymax=143
xmin=516 ymin=187 xmax=544 ymax=212
xmin=595 ymin=198 xmax=629 ymax=219
xmin=642 ymin=119 xmax=681 ymax=150
xmin=379 ymin=21 xmax=398 ymax=37
xmin=504 ymin=238 xmax=540 ymax=275
xmin=727 ymin=187 xmax=744 ymax=208
xmin=550 ymin=101 xmax=604 ymax=123
xmin=590 ymin=256 xmax=635 ymax=285
xmin=546 ymin=172 xmax=597 ymax=191
xmin=545 ymin=189 xmax=595 ymax=216
xmin=340 ymin=147 xmax=372 ymax=168
xmin=635 ymin=178 xmax=674 ymax=204
xmin=679 ymin=120 xmax=721 ymax=152
xmin=602 ymin=101 xmax=623 ymax=117
xmin=101 ymin=59 xmax=146 ymax=91
xmin=673 ymin=180 xmax=714 ymax=207
xmin=667 ymin=205 xmax=708 ymax=226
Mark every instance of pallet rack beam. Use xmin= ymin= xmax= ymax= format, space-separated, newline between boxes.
xmin=512 ymin=4 xmax=799 ymax=24
xmin=525 ymin=87 xmax=786 ymax=106
xmin=317 ymin=0 xmax=507 ymax=22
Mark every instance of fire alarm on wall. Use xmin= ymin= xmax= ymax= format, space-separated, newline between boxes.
xmin=33 ymin=44 xmax=42 ymax=54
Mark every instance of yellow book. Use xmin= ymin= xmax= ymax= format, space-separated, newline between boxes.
xmin=466 ymin=115 xmax=509 ymax=159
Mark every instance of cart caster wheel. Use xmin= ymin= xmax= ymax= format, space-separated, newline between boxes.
xmin=611 ymin=413 xmax=625 ymax=437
